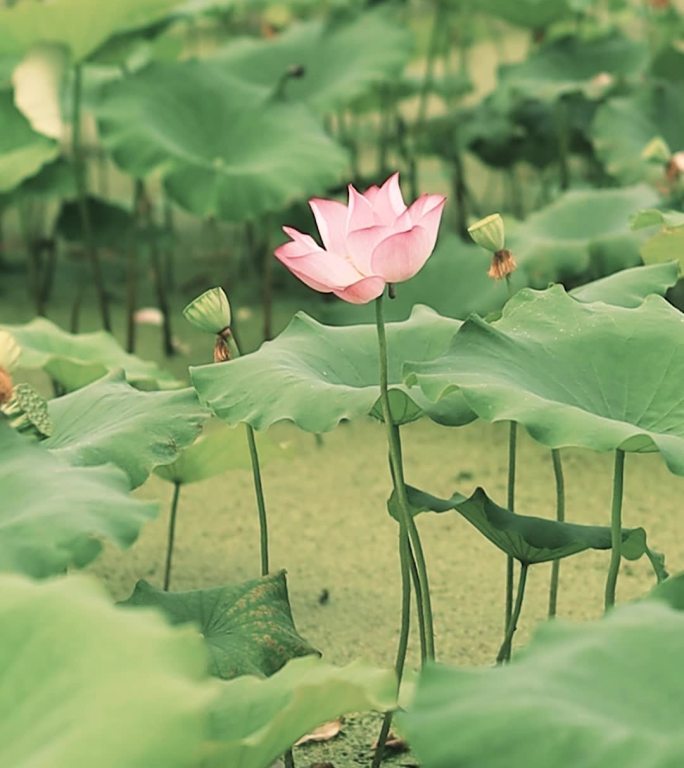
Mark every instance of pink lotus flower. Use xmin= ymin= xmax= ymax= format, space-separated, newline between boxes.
xmin=275 ymin=173 xmax=446 ymax=304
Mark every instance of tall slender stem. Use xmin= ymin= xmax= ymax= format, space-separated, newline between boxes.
xmin=372 ymin=528 xmax=412 ymax=768
xmin=163 ymin=482 xmax=182 ymax=591
xmin=407 ymin=537 xmax=427 ymax=662
xmin=71 ymin=63 xmax=111 ymax=331
xmin=496 ymin=561 xmax=528 ymax=664
xmin=505 ymin=421 xmax=518 ymax=630
xmin=548 ymin=448 xmax=565 ymax=618
xmin=226 ymin=335 xmax=270 ymax=577
xmin=375 ymin=295 xmax=436 ymax=661
xmin=604 ymin=450 xmax=626 ymax=611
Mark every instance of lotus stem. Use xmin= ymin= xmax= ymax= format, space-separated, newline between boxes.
xmin=504 ymin=421 xmax=518 ymax=631
xmin=71 ymin=62 xmax=111 ymax=332
xmin=226 ymin=334 xmax=270 ymax=577
xmin=163 ymin=481 xmax=181 ymax=591
xmin=496 ymin=561 xmax=528 ymax=664
xmin=604 ymin=449 xmax=626 ymax=611
xmin=372 ymin=528 xmax=412 ymax=768
xmin=548 ymin=448 xmax=565 ymax=618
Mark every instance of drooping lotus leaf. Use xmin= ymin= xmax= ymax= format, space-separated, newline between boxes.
xmin=191 ymin=305 xmax=475 ymax=433
xmin=56 ymin=195 xmax=137 ymax=249
xmin=398 ymin=601 xmax=684 ymax=768
xmin=0 ymin=421 xmax=156 ymax=578
xmin=44 ymin=371 xmax=208 ymax=488
xmin=2 ymin=316 xmax=179 ymax=391
xmin=0 ymin=574 xmax=215 ymax=768
xmin=499 ymin=31 xmax=648 ymax=101
xmin=0 ymin=88 xmax=58 ymax=193
xmin=568 ymin=261 xmax=679 ymax=306
xmin=122 ymin=571 xmax=318 ymax=680
xmin=10 ymin=157 xmax=76 ymax=202
xmin=592 ymin=83 xmax=684 ymax=183
xmin=391 ymin=485 xmax=662 ymax=571
xmin=475 ymin=0 xmax=573 ymax=28
xmin=154 ymin=420 xmax=288 ymax=486
xmin=405 ymin=286 xmax=684 ymax=475
xmin=205 ymin=656 xmax=396 ymax=768
xmin=209 ymin=10 xmax=411 ymax=113
xmin=0 ymin=0 xmax=182 ymax=62
xmin=95 ymin=60 xmax=347 ymax=221
xmin=507 ymin=185 xmax=658 ymax=285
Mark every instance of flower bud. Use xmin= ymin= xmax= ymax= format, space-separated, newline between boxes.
xmin=0 ymin=330 xmax=20 ymax=373
xmin=182 ymin=287 xmax=231 ymax=335
xmin=468 ymin=213 xmax=505 ymax=253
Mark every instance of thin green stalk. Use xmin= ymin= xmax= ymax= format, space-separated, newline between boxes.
xmin=163 ymin=482 xmax=182 ymax=591
xmin=548 ymin=448 xmax=565 ymax=618
xmin=226 ymin=335 xmax=270 ymax=577
xmin=505 ymin=420 xmax=517 ymax=630
xmin=407 ymin=537 xmax=427 ymax=662
xmin=372 ymin=529 xmax=412 ymax=768
xmin=604 ymin=450 xmax=626 ymax=611
xmin=375 ymin=295 xmax=436 ymax=660
xmin=71 ymin=63 xmax=111 ymax=332
xmin=496 ymin=562 xmax=528 ymax=664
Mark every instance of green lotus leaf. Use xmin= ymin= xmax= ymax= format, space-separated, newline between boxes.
xmin=648 ymin=572 xmax=684 ymax=611
xmin=122 ymin=571 xmax=317 ymax=680
xmin=0 ymin=574 xmax=215 ymax=768
xmin=2 ymin=316 xmax=179 ymax=391
xmin=399 ymin=601 xmax=684 ymax=768
xmin=191 ymin=305 xmax=474 ymax=433
xmin=0 ymin=0 xmax=182 ymax=62
xmin=391 ymin=485 xmax=660 ymax=569
xmin=209 ymin=9 xmax=411 ymax=113
xmin=499 ymin=31 xmax=648 ymax=101
xmin=641 ymin=226 xmax=684 ymax=273
xmin=95 ymin=60 xmax=347 ymax=221
xmin=631 ymin=209 xmax=684 ymax=230
xmin=568 ymin=261 xmax=679 ymax=306
xmin=592 ymin=83 xmax=684 ymax=183
xmin=205 ymin=656 xmax=396 ymax=768
xmin=44 ymin=371 xmax=208 ymax=488
xmin=10 ymin=157 xmax=77 ymax=202
xmin=475 ymin=0 xmax=573 ymax=28
xmin=0 ymin=88 xmax=58 ymax=193
xmin=154 ymin=420 xmax=289 ymax=486
xmin=405 ymin=286 xmax=684 ymax=474
xmin=508 ymin=185 xmax=659 ymax=285
xmin=0 ymin=421 xmax=156 ymax=578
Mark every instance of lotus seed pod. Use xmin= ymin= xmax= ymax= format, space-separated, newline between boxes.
xmin=468 ymin=213 xmax=505 ymax=253
xmin=0 ymin=330 xmax=20 ymax=373
xmin=182 ymin=287 xmax=231 ymax=335
xmin=1 ymin=383 xmax=52 ymax=437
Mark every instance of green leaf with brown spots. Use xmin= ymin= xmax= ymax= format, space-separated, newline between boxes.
xmin=121 ymin=571 xmax=317 ymax=679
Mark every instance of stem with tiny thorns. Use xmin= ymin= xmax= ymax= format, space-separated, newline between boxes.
xmin=548 ymin=449 xmax=565 ymax=618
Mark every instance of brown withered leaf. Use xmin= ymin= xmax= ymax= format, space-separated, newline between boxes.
xmin=294 ymin=719 xmax=342 ymax=746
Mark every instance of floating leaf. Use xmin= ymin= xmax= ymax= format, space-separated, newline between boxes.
xmin=205 ymin=656 xmax=396 ymax=768
xmin=44 ymin=371 xmax=208 ymax=488
xmin=499 ymin=32 xmax=648 ymax=101
xmin=399 ymin=601 xmax=684 ymax=768
xmin=405 ymin=286 xmax=684 ymax=475
xmin=592 ymin=83 xmax=684 ymax=183
xmin=154 ymin=420 xmax=288 ymax=486
xmin=508 ymin=185 xmax=658 ymax=285
xmin=0 ymin=0 xmax=182 ymax=62
xmin=568 ymin=262 xmax=679 ymax=306
xmin=0 ymin=88 xmax=58 ymax=193
xmin=95 ymin=60 xmax=347 ymax=221
xmin=391 ymin=485 xmax=658 ymax=567
xmin=210 ymin=10 xmax=411 ymax=112
xmin=0 ymin=574 xmax=215 ymax=768
xmin=0 ymin=421 xmax=156 ymax=578
xmin=191 ymin=305 xmax=474 ymax=433
xmin=2 ymin=316 xmax=179 ymax=391
xmin=122 ymin=571 xmax=317 ymax=680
